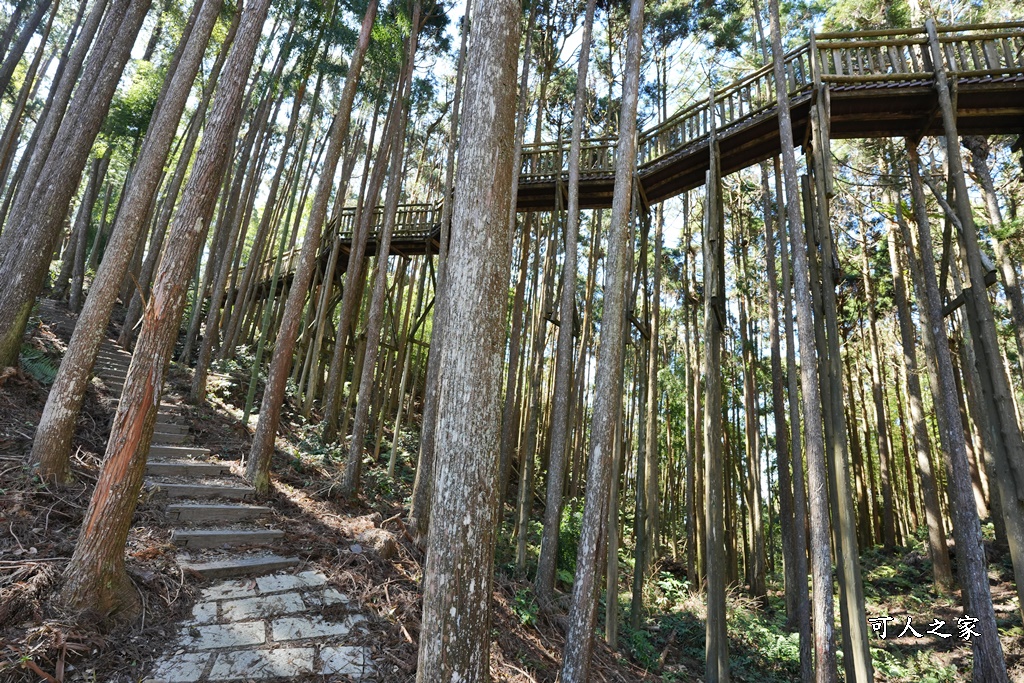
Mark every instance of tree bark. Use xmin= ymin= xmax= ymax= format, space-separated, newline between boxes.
xmin=0 ymin=0 xmax=54 ymax=100
xmin=68 ymin=151 xmax=111 ymax=310
xmin=886 ymin=200 xmax=953 ymax=590
xmin=703 ymin=111 xmax=729 ymax=682
xmin=407 ymin=4 xmax=477 ymax=541
xmin=559 ymin=0 xmax=642 ymax=679
xmin=905 ymin=138 xmax=1008 ymax=681
xmin=343 ymin=5 xmax=419 ymax=496
xmin=0 ymin=0 xmax=149 ymax=368
xmin=535 ymin=0 xmax=595 ymax=606
xmin=861 ymin=228 xmax=897 ymax=549
xmin=246 ymin=0 xmax=378 ymax=493
xmin=770 ymin=3 xmax=837 ymax=678
xmin=29 ymin=0 xmax=224 ymax=483
xmin=415 ymin=0 xmax=520 ymax=678
xmin=60 ymin=0 xmax=272 ymax=616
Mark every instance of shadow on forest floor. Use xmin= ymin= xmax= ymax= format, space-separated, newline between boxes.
xmin=2 ymin=304 xmax=1023 ymax=682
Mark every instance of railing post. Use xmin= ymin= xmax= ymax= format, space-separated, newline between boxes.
xmin=810 ymin=30 xmax=820 ymax=89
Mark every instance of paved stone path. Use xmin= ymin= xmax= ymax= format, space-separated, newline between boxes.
xmin=35 ymin=300 xmax=375 ymax=681
xmin=143 ymin=569 xmax=373 ymax=682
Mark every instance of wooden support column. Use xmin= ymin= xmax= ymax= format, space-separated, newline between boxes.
xmin=926 ymin=17 xmax=1024 ymax=622
xmin=805 ymin=43 xmax=875 ymax=678
xmin=704 ymin=90 xmax=729 ymax=683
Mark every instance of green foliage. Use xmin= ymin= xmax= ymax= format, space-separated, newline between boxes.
xmin=872 ymin=647 xmax=958 ymax=681
xmin=647 ymin=0 xmax=744 ymax=51
xmin=860 ymin=545 xmax=936 ymax=609
xmin=557 ymin=498 xmax=584 ymax=579
xmin=104 ymin=61 xmax=163 ymax=142
xmin=621 ymin=622 xmax=659 ymax=670
xmin=653 ymin=571 xmax=689 ymax=609
xmin=512 ymin=588 xmax=539 ymax=626
xmin=19 ymin=345 xmax=58 ymax=384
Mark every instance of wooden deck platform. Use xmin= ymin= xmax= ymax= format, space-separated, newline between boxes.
xmin=243 ymin=21 xmax=1024 ymax=293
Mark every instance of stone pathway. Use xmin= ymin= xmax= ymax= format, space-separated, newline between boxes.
xmin=35 ymin=299 xmax=375 ymax=681
xmin=143 ymin=569 xmax=372 ymax=682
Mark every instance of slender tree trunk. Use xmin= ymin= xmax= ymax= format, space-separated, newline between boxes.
xmin=703 ymin=105 xmax=730 ymax=683
xmin=60 ymin=0 xmax=272 ymax=616
xmin=769 ymin=2 xmax=836 ymax=678
xmin=560 ymin=0 xmax=642 ymax=679
xmin=0 ymin=0 xmax=54 ymax=99
xmin=861 ymin=229 xmax=897 ymax=549
xmin=0 ymin=0 xmax=149 ymax=369
xmin=886 ymin=202 xmax=953 ymax=590
xmin=905 ymin=138 xmax=1008 ymax=681
xmin=535 ymin=0 xmax=596 ymax=606
xmin=246 ymin=0 xmax=378 ymax=493
xmin=343 ymin=9 xmax=419 ymax=496
xmin=28 ymin=0 xmax=224 ymax=483
xmin=763 ymin=160 xmax=804 ymax=630
xmin=408 ymin=5 xmax=475 ymax=541
xmin=68 ymin=151 xmax=111 ymax=310
xmin=322 ymin=80 xmax=399 ymax=442
xmin=925 ymin=18 xmax=1024 ymax=625
xmin=962 ymin=135 xmax=1024 ymax=371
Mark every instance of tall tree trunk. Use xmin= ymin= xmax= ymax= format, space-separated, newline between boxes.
xmin=861 ymin=228 xmax=897 ymax=550
xmin=246 ymin=0 xmax=378 ymax=493
xmin=28 ymin=0 xmax=224 ymax=483
xmin=886 ymin=201 xmax=953 ymax=590
xmin=962 ymin=135 xmax=1024 ymax=373
xmin=343 ymin=7 xmax=419 ymax=496
xmin=769 ymin=1 xmax=837 ymax=677
xmin=68 ymin=151 xmax=112 ymax=311
xmin=60 ymin=0 xmax=272 ymax=616
xmin=535 ymin=0 xmax=596 ymax=606
xmin=703 ymin=110 xmax=729 ymax=682
xmin=738 ymin=235 xmax=765 ymax=603
xmin=321 ymin=80 xmax=399 ymax=442
xmin=408 ymin=4 xmax=477 ymax=541
xmin=559 ymin=0 xmax=642 ymax=679
xmin=0 ymin=0 xmax=150 ymax=368
xmin=415 ymin=0 xmax=520 ymax=678
xmin=763 ymin=160 xmax=806 ymax=634
xmin=905 ymin=139 xmax=1008 ymax=681
xmin=0 ymin=0 xmax=54 ymax=99
xmin=925 ymin=18 xmax=1024 ymax=625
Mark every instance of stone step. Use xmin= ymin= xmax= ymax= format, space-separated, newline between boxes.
xmin=95 ymin=352 xmax=130 ymax=365
xmin=152 ymin=430 xmax=188 ymax=444
xmin=150 ymin=483 xmax=255 ymax=500
xmin=94 ymin=363 xmax=129 ymax=373
xmin=180 ymin=554 xmax=299 ymax=580
xmin=150 ymin=444 xmax=210 ymax=459
xmin=171 ymin=528 xmax=284 ymax=548
xmin=96 ymin=368 xmax=126 ymax=379
xmin=167 ymin=503 xmax=271 ymax=523
xmin=146 ymin=460 xmax=231 ymax=477
xmin=154 ymin=422 xmax=188 ymax=435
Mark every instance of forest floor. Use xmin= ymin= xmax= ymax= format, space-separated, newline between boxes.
xmin=1 ymin=303 xmax=1023 ymax=682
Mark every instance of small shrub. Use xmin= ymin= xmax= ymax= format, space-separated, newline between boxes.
xmin=512 ymin=588 xmax=539 ymax=626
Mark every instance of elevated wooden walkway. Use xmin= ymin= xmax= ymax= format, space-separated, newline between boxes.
xmin=246 ymin=21 xmax=1024 ymax=289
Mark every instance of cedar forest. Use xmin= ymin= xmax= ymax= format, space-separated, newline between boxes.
xmin=0 ymin=0 xmax=1022 ymax=680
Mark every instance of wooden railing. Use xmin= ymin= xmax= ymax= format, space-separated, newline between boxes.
xmin=515 ymin=20 xmax=1023 ymax=182
xmin=239 ymin=19 xmax=1023 ymax=290
xmin=335 ymin=201 xmax=443 ymax=242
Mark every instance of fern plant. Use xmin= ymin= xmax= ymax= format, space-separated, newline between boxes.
xmin=20 ymin=345 xmax=59 ymax=384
